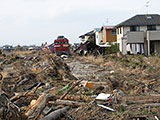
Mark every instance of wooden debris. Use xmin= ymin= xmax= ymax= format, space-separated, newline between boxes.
xmin=141 ymin=103 xmax=160 ymax=108
xmin=60 ymin=80 xmax=82 ymax=100
xmin=120 ymin=96 xmax=160 ymax=104
xmin=40 ymin=107 xmax=69 ymax=120
xmin=57 ymin=95 xmax=92 ymax=102
xmin=10 ymin=83 xmax=42 ymax=102
xmin=49 ymin=99 xmax=85 ymax=107
xmin=25 ymin=93 xmax=48 ymax=120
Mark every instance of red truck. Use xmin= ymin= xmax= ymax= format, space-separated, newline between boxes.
xmin=54 ymin=36 xmax=70 ymax=56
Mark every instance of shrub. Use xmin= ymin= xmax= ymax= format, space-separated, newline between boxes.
xmin=105 ymin=42 xmax=119 ymax=54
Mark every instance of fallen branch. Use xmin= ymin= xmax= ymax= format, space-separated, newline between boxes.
xmin=49 ymin=99 xmax=85 ymax=107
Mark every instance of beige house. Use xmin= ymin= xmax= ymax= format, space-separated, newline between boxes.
xmin=116 ymin=14 xmax=160 ymax=56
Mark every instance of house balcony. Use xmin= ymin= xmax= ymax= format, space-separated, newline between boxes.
xmin=147 ymin=30 xmax=160 ymax=41
xmin=127 ymin=31 xmax=145 ymax=43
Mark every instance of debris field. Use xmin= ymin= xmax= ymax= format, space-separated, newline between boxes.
xmin=0 ymin=50 xmax=160 ymax=120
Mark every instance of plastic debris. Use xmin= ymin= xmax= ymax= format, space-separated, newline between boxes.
xmin=96 ymin=93 xmax=111 ymax=101
xmin=97 ymin=104 xmax=115 ymax=112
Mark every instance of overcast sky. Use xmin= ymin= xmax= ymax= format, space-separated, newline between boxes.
xmin=0 ymin=0 xmax=159 ymax=46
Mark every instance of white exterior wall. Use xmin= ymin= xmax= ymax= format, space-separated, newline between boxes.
xmin=140 ymin=26 xmax=147 ymax=32
xmin=117 ymin=27 xmax=123 ymax=43
xmin=95 ymin=31 xmax=102 ymax=46
xmin=117 ymin=26 xmax=129 ymax=53
xmin=123 ymin=26 xmax=130 ymax=35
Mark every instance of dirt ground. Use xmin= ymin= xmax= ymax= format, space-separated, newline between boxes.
xmin=0 ymin=50 xmax=160 ymax=120
xmin=66 ymin=54 xmax=160 ymax=120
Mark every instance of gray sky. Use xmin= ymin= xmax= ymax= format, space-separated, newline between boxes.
xmin=0 ymin=0 xmax=159 ymax=46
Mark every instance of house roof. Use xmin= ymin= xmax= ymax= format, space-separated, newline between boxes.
xmin=79 ymin=30 xmax=94 ymax=38
xmin=116 ymin=14 xmax=160 ymax=27
xmin=101 ymin=26 xmax=114 ymax=31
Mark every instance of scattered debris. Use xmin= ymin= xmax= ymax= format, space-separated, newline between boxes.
xmin=97 ymin=104 xmax=115 ymax=112
xmin=0 ymin=50 xmax=160 ymax=120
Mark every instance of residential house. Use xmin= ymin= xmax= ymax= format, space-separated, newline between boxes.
xmin=79 ymin=30 xmax=95 ymax=44
xmin=101 ymin=26 xmax=117 ymax=43
xmin=79 ymin=28 xmax=111 ymax=47
xmin=79 ymin=30 xmax=96 ymax=55
xmin=116 ymin=14 xmax=160 ymax=56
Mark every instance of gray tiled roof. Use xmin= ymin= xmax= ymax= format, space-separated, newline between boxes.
xmin=116 ymin=14 xmax=160 ymax=27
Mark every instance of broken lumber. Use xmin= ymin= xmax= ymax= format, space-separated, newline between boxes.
xmin=57 ymin=95 xmax=92 ymax=102
xmin=10 ymin=83 xmax=42 ymax=102
xmin=40 ymin=107 xmax=69 ymax=120
xmin=49 ymin=99 xmax=85 ymax=107
xmin=25 ymin=93 xmax=48 ymax=120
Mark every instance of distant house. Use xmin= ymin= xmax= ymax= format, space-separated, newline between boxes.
xmin=79 ymin=27 xmax=114 ymax=55
xmin=79 ymin=28 xmax=111 ymax=47
xmin=94 ymin=28 xmax=103 ymax=46
xmin=101 ymin=26 xmax=117 ymax=43
xmin=2 ymin=45 xmax=14 ymax=51
xmin=116 ymin=14 xmax=160 ymax=56
xmin=79 ymin=30 xmax=95 ymax=44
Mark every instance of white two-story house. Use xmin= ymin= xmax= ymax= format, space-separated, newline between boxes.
xmin=116 ymin=14 xmax=160 ymax=56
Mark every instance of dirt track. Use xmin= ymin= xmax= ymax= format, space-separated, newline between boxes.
xmin=65 ymin=58 xmax=114 ymax=82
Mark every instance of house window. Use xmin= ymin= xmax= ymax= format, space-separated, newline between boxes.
xmin=111 ymin=29 xmax=116 ymax=35
xmin=130 ymin=26 xmax=140 ymax=31
xmin=119 ymin=28 xmax=122 ymax=34
xmin=147 ymin=25 xmax=156 ymax=31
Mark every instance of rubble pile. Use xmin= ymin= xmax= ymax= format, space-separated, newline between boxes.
xmin=0 ymin=51 xmax=78 ymax=120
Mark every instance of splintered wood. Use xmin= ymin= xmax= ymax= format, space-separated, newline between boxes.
xmin=25 ymin=93 xmax=48 ymax=120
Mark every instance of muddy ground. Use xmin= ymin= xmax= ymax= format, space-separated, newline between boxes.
xmin=0 ymin=50 xmax=160 ymax=120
